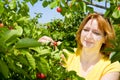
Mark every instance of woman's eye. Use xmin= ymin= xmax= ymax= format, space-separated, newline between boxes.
xmin=83 ymin=29 xmax=89 ymax=32
xmin=93 ymin=32 xmax=101 ymax=35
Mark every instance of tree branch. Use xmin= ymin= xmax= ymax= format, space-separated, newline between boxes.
xmin=83 ymin=1 xmax=108 ymax=10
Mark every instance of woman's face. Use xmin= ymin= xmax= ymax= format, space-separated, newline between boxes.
xmin=80 ymin=19 xmax=105 ymax=48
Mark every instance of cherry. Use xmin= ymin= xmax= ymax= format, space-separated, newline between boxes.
xmin=117 ymin=6 xmax=120 ymax=10
xmin=56 ymin=7 xmax=62 ymax=13
xmin=36 ymin=73 xmax=46 ymax=79
xmin=53 ymin=41 xmax=57 ymax=46
xmin=0 ymin=23 xmax=4 ymax=28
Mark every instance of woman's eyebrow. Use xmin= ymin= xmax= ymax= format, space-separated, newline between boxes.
xmin=92 ymin=29 xmax=99 ymax=31
xmin=83 ymin=26 xmax=90 ymax=28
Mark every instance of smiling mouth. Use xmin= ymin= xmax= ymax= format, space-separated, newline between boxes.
xmin=85 ymin=40 xmax=93 ymax=44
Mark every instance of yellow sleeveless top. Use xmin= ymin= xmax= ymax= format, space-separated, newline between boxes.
xmin=63 ymin=48 xmax=120 ymax=80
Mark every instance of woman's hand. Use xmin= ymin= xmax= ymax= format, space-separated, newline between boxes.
xmin=38 ymin=36 xmax=62 ymax=46
xmin=38 ymin=36 xmax=54 ymax=44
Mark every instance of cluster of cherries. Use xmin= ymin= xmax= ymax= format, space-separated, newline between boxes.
xmin=36 ymin=73 xmax=46 ymax=79
xmin=0 ymin=21 xmax=13 ymax=30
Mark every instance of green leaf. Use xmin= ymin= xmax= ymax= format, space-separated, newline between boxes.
xmin=30 ymin=0 xmax=38 ymax=5
xmin=17 ymin=54 xmax=29 ymax=66
xmin=42 ymin=0 xmax=49 ymax=7
xmin=51 ymin=49 xmax=61 ymax=60
xmin=65 ymin=47 xmax=74 ymax=53
xmin=7 ymin=56 xmax=29 ymax=78
xmin=112 ymin=9 xmax=120 ymax=19
xmin=17 ymin=17 xmax=29 ymax=23
xmin=111 ymin=52 xmax=120 ymax=63
xmin=79 ymin=2 xmax=87 ymax=13
xmin=87 ymin=6 xmax=94 ymax=13
xmin=7 ymin=56 xmax=16 ymax=71
xmin=30 ymin=47 xmax=51 ymax=56
xmin=7 ymin=55 xmax=30 ymax=78
xmin=15 ymin=25 xmax=23 ymax=36
xmin=0 ymin=29 xmax=22 ymax=43
xmin=0 ymin=1 xmax=4 ymax=14
xmin=0 ymin=42 xmax=7 ymax=53
xmin=23 ymin=50 xmax=36 ymax=69
xmin=37 ymin=57 xmax=49 ymax=74
xmin=9 ymin=0 xmax=16 ymax=9
xmin=49 ymin=1 xmax=57 ymax=9
xmin=15 ymin=38 xmax=41 ymax=48
xmin=0 ymin=60 xmax=9 ymax=78
xmin=104 ymin=9 xmax=111 ymax=17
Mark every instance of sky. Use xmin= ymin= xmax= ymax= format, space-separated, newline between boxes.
xmin=28 ymin=1 xmax=64 ymax=24
xmin=28 ymin=1 xmax=107 ymax=23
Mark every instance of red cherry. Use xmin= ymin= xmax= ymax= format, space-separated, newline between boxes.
xmin=40 ymin=73 xmax=46 ymax=79
xmin=117 ymin=7 xmax=120 ymax=10
xmin=53 ymin=41 xmax=57 ymax=46
xmin=36 ymin=73 xmax=41 ymax=79
xmin=36 ymin=73 xmax=46 ymax=79
xmin=56 ymin=7 xmax=62 ymax=13
xmin=0 ymin=23 xmax=4 ymax=28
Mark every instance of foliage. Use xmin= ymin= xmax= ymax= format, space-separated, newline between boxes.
xmin=45 ymin=12 xmax=85 ymax=49
xmin=0 ymin=0 xmax=120 ymax=80
xmin=109 ymin=25 xmax=120 ymax=62
xmin=0 ymin=0 xmax=84 ymax=79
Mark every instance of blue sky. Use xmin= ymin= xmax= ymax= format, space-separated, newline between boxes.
xmin=28 ymin=1 xmax=64 ymax=23
xmin=28 ymin=1 xmax=107 ymax=23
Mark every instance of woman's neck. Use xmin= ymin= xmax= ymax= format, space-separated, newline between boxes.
xmin=80 ymin=47 xmax=102 ymax=65
xmin=79 ymin=47 xmax=103 ymax=77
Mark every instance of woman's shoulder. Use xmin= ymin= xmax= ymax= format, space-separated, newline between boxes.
xmin=107 ymin=61 xmax=120 ymax=70
xmin=101 ymin=57 xmax=120 ymax=75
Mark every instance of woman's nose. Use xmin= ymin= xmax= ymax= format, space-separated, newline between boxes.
xmin=86 ymin=31 xmax=92 ymax=39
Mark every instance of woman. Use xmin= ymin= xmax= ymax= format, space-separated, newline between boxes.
xmin=64 ymin=13 xmax=120 ymax=80
xmin=38 ymin=13 xmax=120 ymax=80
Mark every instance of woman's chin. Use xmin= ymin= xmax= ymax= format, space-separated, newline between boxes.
xmin=82 ymin=43 xmax=94 ymax=48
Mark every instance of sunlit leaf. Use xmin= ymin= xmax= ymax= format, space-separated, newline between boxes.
xmin=0 ymin=29 xmax=22 ymax=43
xmin=23 ymin=50 xmax=36 ymax=69
xmin=17 ymin=17 xmax=29 ymax=23
xmin=79 ymin=1 xmax=87 ymax=13
xmin=112 ymin=9 xmax=120 ymax=19
xmin=0 ymin=1 xmax=4 ymax=14
xmin=9 ymin=0 xmax=16 ymax=9
xmin=49 ymin=1 xmax=57 ymax=9
xmin=30 ymin=47 xmax=51 ymax=56
xmin=37 ymin=57 xmax=49 ymax=74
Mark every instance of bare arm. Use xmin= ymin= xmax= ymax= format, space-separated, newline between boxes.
xmin=101 ymin=72 xmax=120 ymax=80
